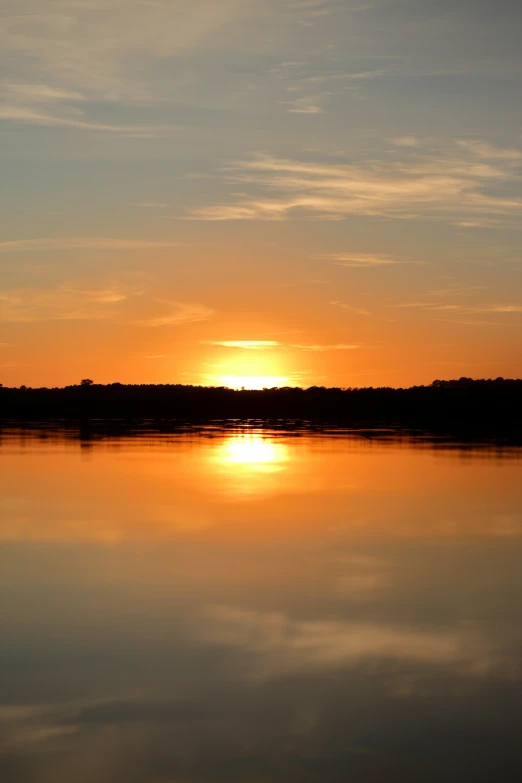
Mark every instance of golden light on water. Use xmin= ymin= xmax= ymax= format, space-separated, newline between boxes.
xmin=213 ymin=432 xmax=290 ymax=497
xmin=217 ymin=433 xmax=289 ymax=471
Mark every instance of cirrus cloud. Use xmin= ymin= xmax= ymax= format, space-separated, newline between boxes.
xmin=289 ymin=342 xmax=360 ymax=351
xmin=204 ymin=340 xmax=281 ymax=349
xmin=135 ymin=303 xmax=214 ymax=327
xmin=0 ymin=237 xmax=182 ymax=253
xmin=317 ymin=252 xmax=399 ymax=268
xmin=187 ymin=142 xmax=522 ymax=227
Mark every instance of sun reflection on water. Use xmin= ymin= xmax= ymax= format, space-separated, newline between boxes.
xmin=217 ymin=433 xmax=289 ymax=472
xmin=211 ymin=433 xmax=290 ymax=497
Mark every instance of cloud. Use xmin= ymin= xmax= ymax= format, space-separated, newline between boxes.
xmin=132 ymin=202 xmax=168 ymax=209
xmin=137 ymin=303 xmax=214 ymax=327
xmin=434 ymin=318 xmax=511 ymax=328
xmin=284 ymin=65 xmax=393 ymax=88
xmin=0 ymin=0 xmax=286 ymax=143
xmin=0 ymin=284 xmax=132 ymax=323
xmin=289 ymin=343 xmax=360 ymax=351
xmin=0 ymin=103 xmax=171 ymax=135
xmin=427 ymin=285 xmax=489 ymax=296
xmin=454 ymin=218 xmax=522 ymax=230
xmin=0 ymin=0 xmax=272 ymax=106
xmin=457 ymin=140 xmax=522 ymax=161
xmin=322 ymin=252 xmax=399 ymax=267
xmin=188 ymin=142 xmax=522 ymax=226
xmin=0 ymin=237 xmax=182 ymax=253
xmin=2 ymin=82 xmax=87 ymax=102
xmin=204 ymin=340 xmax=281 ymax=349
xmin=201 ymin=605 xmax=506 ymax=678
xmin=187 ymin=199 xmax=304 ymax=222
xmin=273 ymin=58 xmax=392 ymax=115
xmin=395 ymin=297 xmax=522 ymax=327
xmin=290 ymin=0 xmax=349 ymax=25
xmin=0 ymin=74 xmax=173 ymax=135
xmin=396 ymin=301 xmax=458 ymax=310
xmin=479 ymin=304 xmax=522 ymax=313
xmin=394 ymin=135 xmax=421 ymax=147
xmin=396 ymin=301 xmax=522 ymax=315
xmin=330 ymin=301 xmax=371 ymax=315
xmin=286 ymin=96 xmax=324 ymax=114
xmin=202 ymin=339 xmax=360 ymax=352
xmin=0 ymin=703 xmax=79 ymax=752
xmin=0 ymin=282 xmax=212 ymax=327
xmin=335 ymin=554 xmax=392 ymax=596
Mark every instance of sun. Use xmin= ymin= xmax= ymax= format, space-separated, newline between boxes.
xmin=219 ymin=375 xmax=289 ymax=390
xmin=204 ymin=344 xmax=291 ymax=389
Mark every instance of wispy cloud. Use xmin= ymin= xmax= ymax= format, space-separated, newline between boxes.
xmin=289 ymin=0 xmax=358 ymax=26
xmin=330 ymin=301 xmax=371 ymax=316
xmin=0 ymin=0 xmax=271 ymax=137
xmin=0 ymin=281 xmax=212 ymax=327
xmin=0 ymin=238 xmax=181 ymax=253
xmin=393 ymin=136 xmax=421 ymax=147
xmin=289 ymin=343 xmax=360 ymax=351
xmin=203 ymin=339 xmax=360 ymax=352
xmin=0 ymin=1 xmax=260 ymax=94
xmin=481 ymin=305 xmax=522 ymax=313
xmin=434 ymin=318 xmax=512 ymax=328
xmin=317 ymin=252 xmax=399 ymax=268
xmin=188 ymin=142 xmax=522 ymax=226
xmin=201 ymin=604 xmax=508 ymax=678
xmin=2 ymin=83 xmax=87 ymax=102
xmin=137 ymin=303 xmax=214 ymax=327
xmin=131 ymin=202 xmax=168 ymax=209
xmin=457 ymin=140 xmax=522 ymax=161
xmin=274 ymin=59 xmax=391 ymax=114
xmin=285 ymin=96 xmax=324 ymax=114
xmin=427 ymin=285 xmax=489 ymax=296
xmin=204 ymin=340 xmax=281 ymax=349
xmin=0 ymin=284 xmax=132 ymax=323
xmin=396 ymin=300 xmax=522 ymax=321
xmin=0 ymin=102 xmax=172 ymax=137
xmin=0 ymin=702 xmax=79 ymax=752
xmin=397 ymin=301 xmax=522 ymax=314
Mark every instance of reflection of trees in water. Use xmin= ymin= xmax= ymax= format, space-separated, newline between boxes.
xmin=1 ymin=377 xmax=522 ymax=440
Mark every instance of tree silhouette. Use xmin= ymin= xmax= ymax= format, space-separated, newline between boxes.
xmin=1 ymin=378 xmax=522 ymax=438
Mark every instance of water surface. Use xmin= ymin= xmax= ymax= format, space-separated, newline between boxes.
xmin=1 ymin=428 xmax=521 ymax=782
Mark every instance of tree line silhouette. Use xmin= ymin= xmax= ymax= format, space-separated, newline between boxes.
xmin=1 ymin=377 xmax=522 ymax=437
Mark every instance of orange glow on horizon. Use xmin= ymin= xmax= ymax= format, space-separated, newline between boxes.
xmin=217 ymin=375 xmax=291 ymax=390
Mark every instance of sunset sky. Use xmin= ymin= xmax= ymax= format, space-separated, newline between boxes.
xmin=1 ymin=0 xmax=521 ymax=389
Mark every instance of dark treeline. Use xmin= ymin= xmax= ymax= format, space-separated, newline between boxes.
xmin=1 ymin=377 xmax=522 ymax=437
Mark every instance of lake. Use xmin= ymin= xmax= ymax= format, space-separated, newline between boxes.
xmin=1 ymin=427 xmax=521 ymax=782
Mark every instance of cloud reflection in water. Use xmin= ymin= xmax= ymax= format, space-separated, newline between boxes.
xmin=1 ymin=431 xmax=522 ymax=782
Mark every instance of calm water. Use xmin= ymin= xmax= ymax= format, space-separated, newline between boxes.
xmin=1 ymin=428 xmax=522 ymax=782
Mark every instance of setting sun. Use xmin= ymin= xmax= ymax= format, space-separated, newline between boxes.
xmin=218 ymin=375 xmax=290 ymax=390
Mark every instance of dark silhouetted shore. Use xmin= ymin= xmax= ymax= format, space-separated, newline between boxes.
xmin=2 ymin=377 xmax=522 ymax=440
